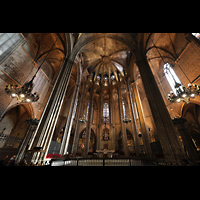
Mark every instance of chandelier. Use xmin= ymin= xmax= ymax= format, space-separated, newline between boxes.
xmin=25 ymin=118 xmax=39 ymax=125
xmin=79 ymin=115 xmax=88 ymax=123
xmin=123 ymin=115 xmax=131 ymax=123
xmin=5 ymin=33 xmax=61 ymax=104
xmin=5 ymin=79 xmax=39 ymax=103
xmin=167 ymin=83 xmax=200 ymax=103
xmin=150 ymin=38 xmax=200 ymax=104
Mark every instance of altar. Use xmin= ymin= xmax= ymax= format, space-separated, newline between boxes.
xmin=96 ymin=149 xmax=115 ymax=158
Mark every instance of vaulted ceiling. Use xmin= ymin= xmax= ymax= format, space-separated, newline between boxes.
xmin=24 ymin=33 xmax=67 ymax=79
xmin=79 ymin=36 xmax=131 ymax=87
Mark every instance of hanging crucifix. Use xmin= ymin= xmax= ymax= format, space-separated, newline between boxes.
xmin=102 ymin=115 xmax=109 ymax=140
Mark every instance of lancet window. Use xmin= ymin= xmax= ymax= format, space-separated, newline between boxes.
xmin=86 ymin=102 xmax=89 ymax=120
xmin=164 ymin=63 xmax=182 ymax=95
xmin=103 ymin=103 xmax=109 ymax=117
xmin=122 ymin=101 xmax=126 ymax=118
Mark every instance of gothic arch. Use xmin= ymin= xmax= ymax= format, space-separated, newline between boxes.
xmin=118 ymin=128 xmax=134 ymax=155
xmin=0 ymin=103 xmax=32 ymax=159
xmin=77 ymin=128 xmax=96 ymax=154
xmin=1 ymin=102 xmax=34 ymax=120
xmin=181 ymin=102 xmax=200 ymax=128
xmin=126 ymin=129 xmax=135 ymax=154
xmin=181 ymin=102 xmax=200 ymax=151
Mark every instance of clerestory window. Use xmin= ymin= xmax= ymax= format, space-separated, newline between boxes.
xmin=164 ymin=63 xmax=182 ymax=95
xmin=103 ymin=103 xmax=109 ymax=117
xmin=122 ymin=101 xmax=126 ymax=118
xmin=86 ymin=102 xmax=89 ymax=120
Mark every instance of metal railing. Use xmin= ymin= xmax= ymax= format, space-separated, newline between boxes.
xmin=0 ymin=133 xmax=23 ymax=159
xmin=49 ymin=157 xmax=161 ymax=166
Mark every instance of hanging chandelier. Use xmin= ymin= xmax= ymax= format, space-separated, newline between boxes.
xmin=167 ymin=83 xmax=200 ymax=103
xmin=25 ymin=118 xmax=39 ymax=125
xmin=123 ymin=115 xmax=131 ymax=123
xmin=149 ymin=38 xmax=200 ymax=104
xmin=5 ymin=33 xmax=61 ymax=104
xmin=79 ymin=115 xmax=88 ymax=123
xmin=5 ymin=79 xmax=39 ymax=103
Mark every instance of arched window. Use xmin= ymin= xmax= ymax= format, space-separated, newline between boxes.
xmin=164 ymin=63 xmax=182 ymax=95
xmin=103 ymin=103 xmax=109 ymax=117
xmin=122 ymin=101 xmax=126 ymax=118
xmin=86 ymin=102 xmax=89 ymax=120
xmin=82 ymin=130 xmax=86 ymax=138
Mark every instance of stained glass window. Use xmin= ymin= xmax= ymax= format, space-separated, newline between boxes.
xmin=86 ymin=102 xmax=89 ymax=120
xmin=122 ymin=101 xmax=126 ymax=118
xmin=164 ymin=63 xmax=182 ymax=95
xmin=103 ymin=103 xmax=109 ymax=117
xmin=82 ymin=131 xmax=86 ymax=138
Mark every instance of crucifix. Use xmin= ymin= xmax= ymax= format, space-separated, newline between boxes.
xmin=102 ymin=115 xmax=109 ymax=140
xmin=103 ymin=115 xmax=109 ymax=124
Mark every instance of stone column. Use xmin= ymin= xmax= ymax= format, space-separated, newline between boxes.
xmin=71 ymin=83 xmax=87 ymax=156
xmin=173 ymin=117 xmax=199 ymax=165
xmin=59 ymin=81 xmax=80 ymax=156
xmin=84 ymin=85 xmax=95 ymax=156
xmin=131 ymin=82 xmax=152 ymax=155
xmin=110 ymin=86 xmax=115 ymax=150
xmin=97 ymin=85 xmax=103 ymax=150
xmin=118 ymin=84 xmax=129 ymax=157
xmin=126 ymin=80 xmax=141 ymax=157
xmin=135 ymin=55 xmax=186 ymax=164
xmin=29 ymin=57 xmax=75 ymax=164
xmin=15 ymin=119 xmax=39 ymax=164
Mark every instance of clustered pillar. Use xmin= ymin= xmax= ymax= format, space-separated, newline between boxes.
xmin=28 ymin=57 xmax=75 ymax=164
xmin=135 ymin=55 xmax=187 ymax=164
xmin=84 ymin=85 xmax=95 ymax=157
xmin=117 ymin=84 xmax=129 ymax=157
xmin=59 ymin=81 xmax=80 ymax=156
xmin=71 ymin=83 xmax=87 ymax=156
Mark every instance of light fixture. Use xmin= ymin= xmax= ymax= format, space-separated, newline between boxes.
xmin=103 ymin=76 xmax=108 ymax=81
xmin=25 ymin=118 xmax=39 ymax=125
xmin=88 ymin=75 xmax=93 ymax=82
xmin=112 ymin=80 xmax=116 ymax=85
xmin=123 ymin=115 xmax=131 ymax=123
xmin=104 ymin=81 xmax=108 ymax=86
xmin=167 ymin=83 xmax=200 ymax=103
xmin=111 ymin=74 xmax=115 ymax=79
xmin=5 ymin=34 xmax=61 ymax=104
xmin=96 ymin=75 xmax=101 ymax=80
xmin=79 ymin=115 xmax=88 ymax=123
xmin=150 ymin=39 xmax=200 ymax=104
xmin=5 ymin=80 xmax=39 ymax=103
xmin=95 ymin=80 xmax=100 ymax=85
